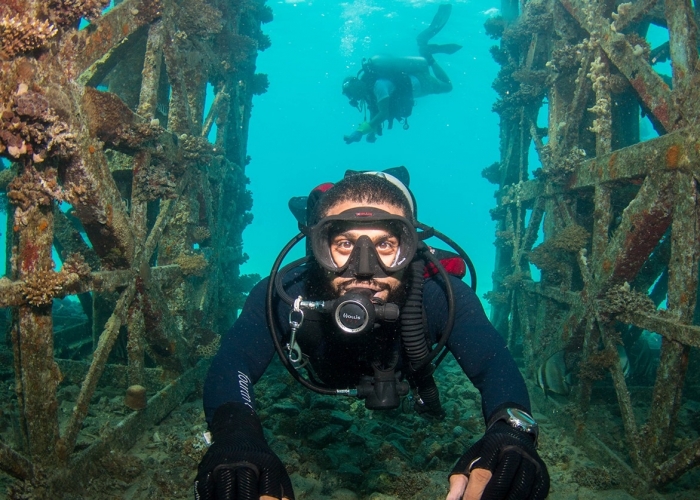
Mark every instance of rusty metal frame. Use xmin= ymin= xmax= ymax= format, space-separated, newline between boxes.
xmin=489 ymin=0 xmax=700 ymax=490
xmin=1 ymin=0 xmax=269 ymax=492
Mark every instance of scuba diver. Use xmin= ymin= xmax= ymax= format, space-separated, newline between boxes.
xmin=194 ymin=167 xmax=550 ymax=500
xmin=342 ymin=4 xmax=462 ymax=144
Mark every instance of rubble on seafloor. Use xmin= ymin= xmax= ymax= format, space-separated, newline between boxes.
xmin=0 ymin=328 xmax=697 ymax=499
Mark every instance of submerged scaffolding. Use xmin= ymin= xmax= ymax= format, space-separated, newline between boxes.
xmin=488 ymin=0 xmax=700 ymax=493
xmin=0 ymin=0 xmax=269 ymax=494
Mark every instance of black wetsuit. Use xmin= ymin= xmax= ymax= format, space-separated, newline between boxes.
xmin=203 ymin=266 xmax=531 ymax=423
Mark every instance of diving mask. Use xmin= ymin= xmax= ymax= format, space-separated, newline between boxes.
xmin=304 ymin=207 xmax=418 ymax=278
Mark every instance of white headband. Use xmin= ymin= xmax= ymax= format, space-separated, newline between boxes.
xmin=364 ymin=171 xmax=415 ymax=216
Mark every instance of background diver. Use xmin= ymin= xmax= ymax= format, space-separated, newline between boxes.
xmin=342 ymin=4 xmax=462 ymax=144
xmin=194 ymin=167 xmax=550 ymax=499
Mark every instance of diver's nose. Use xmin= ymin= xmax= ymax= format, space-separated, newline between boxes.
xmin=349 ymin=235 xmax=376 ymax=279
xmin=355 ymin=241 xmax=374 ymax=278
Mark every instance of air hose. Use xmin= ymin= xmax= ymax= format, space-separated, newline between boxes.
xmin=401 ymin=255 xmax=445 ymax=419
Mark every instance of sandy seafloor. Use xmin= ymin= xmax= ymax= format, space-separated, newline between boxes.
xmin=1 ymin=347 xmax=698 ymax=499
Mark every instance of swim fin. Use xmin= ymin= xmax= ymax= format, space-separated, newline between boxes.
xmin=417 ymin=4 xmax=452 ymax=47
xmin=425 ymin=43 xmax=462 ymax=55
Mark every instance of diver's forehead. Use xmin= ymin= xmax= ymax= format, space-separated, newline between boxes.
xmin=325 ymin=200 xmax=406 ymax=217
xmin=330 ymin=226 xmax=398 ymax=238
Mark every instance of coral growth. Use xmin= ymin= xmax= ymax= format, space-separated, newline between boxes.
xmin=175 ymin=0 xmax=223 ymax=38
xmin=6 ymin=166 xmax=63 ymax=227
xmin=529 ymin=224 xmax=590 ymax=282
xmin=0 ymin=86 xmax=77 ymax=162
xmin=191 ymin=226 xmax=211 ymax=244
xmin=0 ymin=14 xmax=57 ymax=58
xmin=484 ymin=16 xmax=505 ymax=40
xmin=179 ymin=134 xmax=216 ymax=166
xmin=483 ymin=290 xmax=509 ymax=306
xmin=598 ymin=281 xmax=655 ymax=317
xmin=501 ymin=271 xmax=529 ymax=290
xmin=61 ymin=252 xmax=92 ymax=280
xmin=547 ymin=43 xmax=586 ymax=76
xmin=489 ymin=45 xmax=509 ymax=66
xmin=536 ymin=147 xmax=586 ymax=184
xmin=48 ymin=0 xmax=111 ymax=27
xmin=625 ymin=33 xmax=651 ymax=60
xmin=20 ymin=253 xmax=91 ymax=306
xmin=174 ymin=253 xmax=209 ymax=277
xmin=251 ymin=73 xmax=269 ymax=95
xmin=133 ymin=162 xmax=176 ymax=202
xmin=481 ymin=161 xmax=501 ymax=184
xmin=550 ymin=225 xmax=590 ymax=253
xmin=494 ymin=230 xmax=514 ymax=248
xmin=587 ymin=55 xmax=611 ymax=136
xmin=610 ymin=2 xmax=633 ymax=32
xmin=22 ymin=270 xmax=66 ymax=306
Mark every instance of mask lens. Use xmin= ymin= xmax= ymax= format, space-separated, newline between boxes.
xmin=309 ymin=208 xmax=416 ymax=274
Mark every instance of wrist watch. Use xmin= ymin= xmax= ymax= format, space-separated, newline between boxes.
xmin=488 ymin=407 xmax=539 ymax=445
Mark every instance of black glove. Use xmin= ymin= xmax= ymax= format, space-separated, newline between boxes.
xmin=195 ymin=402 xmax=295 ymax=500
xmin=449 ymin=421 xmax=549 ymax=500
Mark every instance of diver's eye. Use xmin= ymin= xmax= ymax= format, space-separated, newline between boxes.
xmin=333 ymin=239 xmax=354 ymax=254
xmin=375 ymin=240 xmax=396 ymax=253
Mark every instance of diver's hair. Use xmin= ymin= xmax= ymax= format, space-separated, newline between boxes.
xmin=311 ymin=174 xmax=413 ymax=225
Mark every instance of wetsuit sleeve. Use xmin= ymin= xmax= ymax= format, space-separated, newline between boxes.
xmin=202 ymin=277 xmax=276 ymax=423
xmin=423 ymin=275 xmax=531 ymax=422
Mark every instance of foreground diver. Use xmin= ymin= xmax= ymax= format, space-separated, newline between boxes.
xmin=342 ymin=4 xmax=462 ymax=144
xmin=194 ymin=168 xmax=549 ymax=500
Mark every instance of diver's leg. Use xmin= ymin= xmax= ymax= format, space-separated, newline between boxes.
xmin=417 ymin=4 xmax=452 ymax=48
xmin=424 ymin=62 xmax=453 ymax=94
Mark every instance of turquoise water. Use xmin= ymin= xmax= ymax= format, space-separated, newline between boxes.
xmin=242 ymin=0 xmax=504 ymax=309
xmin=0 ymin=0 xmax=675 ymax=305
xmin=1 ymin=1 xmax=503 ymax=311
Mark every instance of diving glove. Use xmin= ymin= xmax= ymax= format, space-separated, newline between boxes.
xmin=357 ymin=121 xmax=373 ymax=134
xmin=448 ymin=420 xmax=549 ymax=499
xmin=194 ymin=402 xmax=295 ymax=500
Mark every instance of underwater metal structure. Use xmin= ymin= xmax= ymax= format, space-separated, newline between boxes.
xmin=0 ymin=0 xmax=269 ymax=494
xmin=488 ymin=0 xmax=700 ymax=492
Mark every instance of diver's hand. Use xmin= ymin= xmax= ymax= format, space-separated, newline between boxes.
xmin=446 ymin=422 xmax=549 ymax=500
xmin=343 ymin=130 xmax=363 ymax=144
xmin=357 ymin=121 xmax=373 ymax=134
xmin=366 ymin=132 xmax=376 ymax=143
xmin=195 ymin=402 xmax=294 ymax=500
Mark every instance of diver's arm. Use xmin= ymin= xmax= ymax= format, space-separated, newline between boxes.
xmin=424 ymin=277 xmax=549 ymax=500
xmin=197 ymin=278 xmax=295 ymax=500
xmin=424 ymin=276 xmax=531 ymax=419
xmin=202 ymin=278 xmax=276 ymax=423
xmin=348 ymin=96 xmax=388 ymax=142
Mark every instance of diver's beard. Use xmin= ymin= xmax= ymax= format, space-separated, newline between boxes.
xmin=337 ymin=279 xmax=390 ymax=295
xmin=334 ymin=277 xmax=406 ymax=304
xmin=306 ymin=262 xmax=406 ymax=303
